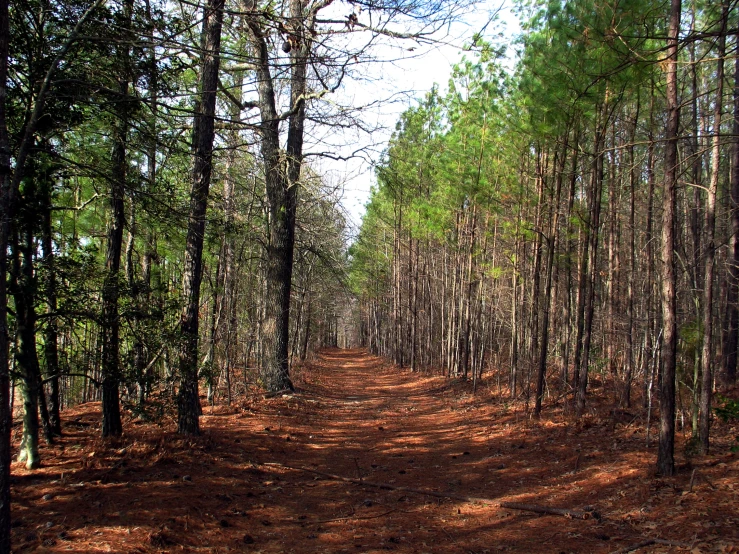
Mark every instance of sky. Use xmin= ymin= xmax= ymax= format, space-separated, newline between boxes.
xmin=311 ymin=0 xmax=523 ymax=235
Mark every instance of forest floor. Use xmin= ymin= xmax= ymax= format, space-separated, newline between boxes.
xmin=9 ymin=348 xmax=739 ymax=553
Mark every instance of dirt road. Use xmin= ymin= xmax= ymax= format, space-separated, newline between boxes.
xmin=11 ymin=349 xmax=735 ymax=552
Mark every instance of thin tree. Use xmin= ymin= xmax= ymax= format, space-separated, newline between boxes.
xmin=534 ymin=131 xmax=567 ymax=417
xmin=699 ymin=4 xmax=727 ymax=454
xmin=177 ymin=0 xmax=225 ymax=435
xmin=101 ymin=0 xmax=134 ymax=438
xmin=41 ymin=179 xmax=62 ymax=435
xmin=723 ymin=30 xmax=739 ymax=386
xmin=658 ymin=0 xmax=681 ymax=477
xmin=0 ymin=0 xmax=12 ymax=541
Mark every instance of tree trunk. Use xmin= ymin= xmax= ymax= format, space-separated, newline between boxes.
xmin=205 ymin=255 xmax=224 ymax=404
xmin=394 ymin=207 xmax=403 ymax=367
xmin=699 ymin=7 xmax=726 ymax=454
xmin=101 ymin=0 xmax=134 ymax=437
xmin=177 ymin=0 xmax=225 ymax=435
xmin=136 ymin=0 xmax=158 ymax=406
xmin=535 ymin=133 xmax=566 ymax=417
xmin=658 ymin=0 xmax=681 ymax=477
xmin=411 ymin=237 xmax=419 ymax=372
xmin=688 ymin=23 xmax=703 ymax=300
xmin=41 ymin=179 xmax=61 ymax=435
xmin=623 ymin=98 xmax=640 ymax=408
xmin=0 ymin=0 xmax=11 ymax=540
xmin=11 ymin=225 xmax=41 ymax=469
xmin=530 ymin=150 xmax=546 ymax=385
xmin=247 ymin=0 xmax=317 ymax=391
xmin=644 ymin=83 xmax=657 ymax=408
xmin=576 ymin=113 xmax=606 ymax=417
xmin=101 ymin=142 xmax=125 ymax=437
xmin=605 ymin=123 xmax=620 ymax=390
xmin=562 ymin=127 xmax=580 ymax=388
xmin=301 ymin=291 xmax=312 ymax=362
xmin=572 ymin=166 xmax=590 ymax=403
xmin=510 ymin=235 xmax=520 ymax=397
xmin=723 ymin=36 xmax=739 ymax=386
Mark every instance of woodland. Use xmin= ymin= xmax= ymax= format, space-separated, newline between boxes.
xmin=0 ymin=0 xmax=738 ymax=552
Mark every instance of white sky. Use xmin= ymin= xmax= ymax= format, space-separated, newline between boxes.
xmin=312 ymin=0 xmax=522 ymax=235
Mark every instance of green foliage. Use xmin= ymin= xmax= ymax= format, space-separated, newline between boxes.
xmin=513 ymin=0 xmax=662 ymax=138
xmin=715 ymin=395 xmax=739 ymax=422
xmin=715 ymin=396 xmax=739 ymax=452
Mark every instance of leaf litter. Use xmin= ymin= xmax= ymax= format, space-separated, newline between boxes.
xmin=9 ymin=348 xmax=739 ymax=553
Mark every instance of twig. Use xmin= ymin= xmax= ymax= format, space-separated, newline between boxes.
xmin=700 ymin=473 xmax=716 ymax=490
xmin=610 ymin=538 xmax=691 ymax=554
xmin=688 ymin=469 xmax=716 ymax=491
xmin=263 ymin=388 xmax=293 ymax=399
xmin=259 ymin=462 xmax=593 ymax=519
xmin=299 ymin=508 xmax=397 ymax=525
xmin=40 ymin=373 xmax=101 ymax=387
xmin=353 ymin=457 xmax=363 ymax=482
xmin=499 ymin=501 xmax=596 ymax=520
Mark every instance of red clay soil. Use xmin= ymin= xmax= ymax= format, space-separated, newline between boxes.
xmin=9 ymin=348 xmax=739 ymax=553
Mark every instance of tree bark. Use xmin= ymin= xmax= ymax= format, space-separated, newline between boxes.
xmin=699 ymin=6 xmax=726 ymax=454
xmin=10 ymin=225 xmax=41 ymax=468
xmin=41 ymin=193 xmax=61 ymax=434
xmin=0 ymin=0 xmax=10 ymax=538
xmin=248 ymin=0 xmax=321 ymax=391
xmin=623 ymin=98 xmax=640 ymax=408
xmin=535 ymin=133 xmax=566 ymax=417
xmin=688 ymin=21 xmax=703 ymax=300
xmin=658 ymin=0 xmax=681 ymax=477
xmin=643 ymin=84 xmax=657 ymax=409
xmin=101 ymin=106 xmax=126 ymax=437
xmin=135 ymin=5 xmax=158 ymax=406
xmin=562 ymin=126 xmax=580 ymax=388
xmin=301 ymin=291 xmax=312 ymax=361
xmin=177 ymin=0 xmax=225 ymax=435
xmin=572 ymin=157 xmax=590 ymax=404
xmin=576 ymin=114 xmax=606 ymax=417
xmin=101 ymin=0 xmax=134 ymax=437
xmin=510 ymin=236 xmax=520 ymax=397
xmin=723 ymin=33 xmax=739 ymax=386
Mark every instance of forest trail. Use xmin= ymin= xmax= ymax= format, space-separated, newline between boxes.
xmin=10 ymin=349 xmax=737 ymax=553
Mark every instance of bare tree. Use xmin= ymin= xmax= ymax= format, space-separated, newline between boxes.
xmin=243 ymin=0 xmax=470 ymax=391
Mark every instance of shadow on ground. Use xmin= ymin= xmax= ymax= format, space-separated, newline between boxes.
xmin=9 ymin=348 xmax=738 ymax=553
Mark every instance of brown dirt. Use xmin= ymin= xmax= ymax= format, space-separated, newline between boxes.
xmin=9 ymin=348 xmax=739 ymax=553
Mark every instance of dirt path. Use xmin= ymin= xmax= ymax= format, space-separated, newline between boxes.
xmin=10 ymin=349 xmax=737 ymax=553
